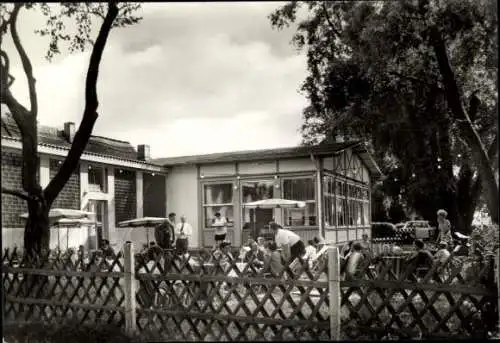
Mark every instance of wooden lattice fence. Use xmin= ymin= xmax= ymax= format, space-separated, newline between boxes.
xmin=2 ymin=248 xmax=127 ymax=328
xmin=2 ymin=244 xmax=499 ymax=341
xmin=133 ymin=248 xmax=332 ymax=341
xmin=340 ymin=251 xmax=498 ymax=339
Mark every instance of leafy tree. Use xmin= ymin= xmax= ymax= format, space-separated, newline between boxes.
xmin=0 ymin=2 xmax=142 ymax=256
xmin=269 ymin=0 xmax=498 ymax=232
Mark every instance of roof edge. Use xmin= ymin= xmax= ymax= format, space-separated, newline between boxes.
xmin=1 ymin=135 xmax=163 ymax=168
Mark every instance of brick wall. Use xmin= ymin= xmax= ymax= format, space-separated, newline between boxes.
xmin=1 ymin=150 xmax=30 ymax=228
xmin=49 ymin=159 xmax=80 ymax=210
xmin=114 ymin=169 xmax=136 ymax=225
xmin=143 ymin=173 xmax=166 ymax=218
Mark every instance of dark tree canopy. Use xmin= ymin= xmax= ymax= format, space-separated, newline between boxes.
xmin=270 ymin=0 xmax=498 ymax=231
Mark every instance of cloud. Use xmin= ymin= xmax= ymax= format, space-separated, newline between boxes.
xmin=5 ymin=2 xmax=307 ymax=158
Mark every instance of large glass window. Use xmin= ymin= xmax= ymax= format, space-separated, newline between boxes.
xmin=241 ymin=180 xmax=275 ymax=233
xmin=282 ymin=177 xmax=316 ymax=227
xmin=324 ymin=175 xmax=369 ymax=228
xmin=203 ymin=183 xmax=234 ymax=228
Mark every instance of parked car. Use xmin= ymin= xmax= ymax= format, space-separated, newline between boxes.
xmin=397 ymin=221 xmax=435 ymax=241
xmin=371 ymin=222 xmax=398 ymax=239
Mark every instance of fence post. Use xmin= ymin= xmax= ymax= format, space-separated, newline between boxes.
xmin=496 ymin=250 xmax=500 ymax=334
xmin=123 ymin=242 xmax=137 ymax=335
xmin=328 ymin=246 xmax=341 ymax=340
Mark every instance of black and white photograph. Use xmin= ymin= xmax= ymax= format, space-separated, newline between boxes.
xmin=1 ymin=1 xmax=498 ymax=341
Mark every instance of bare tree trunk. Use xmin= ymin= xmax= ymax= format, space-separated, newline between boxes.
xmin=23 ymin=192 xmax=50 ymax=257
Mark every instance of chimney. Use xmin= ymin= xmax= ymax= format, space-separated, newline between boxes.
xmin=137 ymin=144 xmax=151 ymax=161
xmin=64 ymin=122 xmax=75 ymax=143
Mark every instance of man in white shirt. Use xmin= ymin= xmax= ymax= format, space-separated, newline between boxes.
xmin=212 ymin=212 xmax=228 ymax=249
xmin=271 ymin=221 xmax=305 ymax=261
xmin=175 ymin=215 xmax=192 ymax=255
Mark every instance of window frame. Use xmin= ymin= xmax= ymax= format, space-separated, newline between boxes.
xmin=281 ymin=176 xmax=317 ymax=228
xmin=202 ymin=181 xmax=236 ymax=229
xmin=324 ymin=174 xmax=369 ymax=229
xmin=88 ymin=165 xmax=107 ymax=193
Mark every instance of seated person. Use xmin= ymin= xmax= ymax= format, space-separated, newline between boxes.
xmin=434 ymin=242 xmax=451 ymax=265
xmin=212 ymin=241 xmax=234 ymax=272
xmin=406 ymin=239 xmax=434 ymax=273
xmin=136 ymin=247 xmax=166 ymax=308
xmin=244 ymin=241 xmax=265 ymax=268
xmin=263 ymin=241 xmax=284 ymax=277
xmin=256 ymin=236 xmax=267 ymax=254
xmin=238 ymin=238 xmax=254 ymax=260
xmin=303 ymin=240 xmax=318 ymax=261
xmin=101 ymin=239 xmax=115 ymax=259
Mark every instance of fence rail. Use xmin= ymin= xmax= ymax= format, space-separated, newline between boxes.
xmin=2 ymin=244 xmax=498 ymax=341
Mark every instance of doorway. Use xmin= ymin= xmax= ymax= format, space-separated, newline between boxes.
xmin=241 ymin=179 xmax=274 ymax=243
xmin=88 ymin=199 xmax=107 ymax=249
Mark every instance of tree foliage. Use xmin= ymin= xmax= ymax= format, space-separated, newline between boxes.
xmin=0 ymin=2 xmax=142 ymax=255
xmin=270 ymin=0 xmax=498 ymax=231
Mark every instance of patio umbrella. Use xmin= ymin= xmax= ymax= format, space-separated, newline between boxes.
xmin=118 ymin=217 xmax=168 ymax=245
xmin=20 ymin=208 xmax=96 ymax=250
xmin=242 ymin=198 xmax=306 ymax=209
xmin=53 ymin=218 xmax=98 ymax=250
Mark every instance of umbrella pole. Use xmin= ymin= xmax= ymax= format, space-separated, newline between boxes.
xmin=147 ymin=227 xmax=149 ymax=246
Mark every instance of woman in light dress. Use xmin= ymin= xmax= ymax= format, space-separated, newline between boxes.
xmin=436 ymin=209 xmax=452 ymax=245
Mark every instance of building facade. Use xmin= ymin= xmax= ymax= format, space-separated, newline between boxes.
xmin=1 ymin=114 xmax=167 ymax=250
xmin=2 ymin=113 xmax=381 ymax=250
xmin=155 ymin=141 xmax=381 ymax=247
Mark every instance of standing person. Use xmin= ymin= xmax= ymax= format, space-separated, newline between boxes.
xmin=344 ymin=243 xmax=365 ymax=280
xmin=212 ymin=212 xmax=228 ymax=249
xmin=360 ymin=233 xmax=372 ymax=259
xmin=270 ymin=221 xmax=305 ymax=261
xmin=175 ymin=215 xmax=192 ymax=255
xmin=155 ymin=213 xmax=176 ymax=250
xmin=436 ymin=209 xmax=452 ymax=245
xmin=341 ymin=241 xmax=354 ymax=258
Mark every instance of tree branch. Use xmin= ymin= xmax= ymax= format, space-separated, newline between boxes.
xmin=2 ymin=187 xmax=29 ymax=201
xmin=322 ymin=1 xmax=340 ymax=37
xmin=10 ymin=3 xmax=37 ymax=117
xmin=44 ymin=2 xmax=119 ymax=205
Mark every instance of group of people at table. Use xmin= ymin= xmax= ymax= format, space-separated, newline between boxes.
xmin=78 ymin=209 xmax=459 ymax=280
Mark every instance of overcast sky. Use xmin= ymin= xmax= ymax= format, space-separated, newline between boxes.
xmin=4 ymin=2 xmax=308 ymax=159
